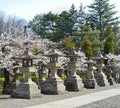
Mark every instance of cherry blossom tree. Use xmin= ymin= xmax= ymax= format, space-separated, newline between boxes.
xmin=0 ymin=31 xmax=54 ymax=94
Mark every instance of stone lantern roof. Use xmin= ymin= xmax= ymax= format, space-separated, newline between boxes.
xmin=77 ymin=48 xmax=86 ymax=58
xmin=65 ymin=48 xmax=80 ymax=57
xmin=13 ymin=48 xmax=38 ymax=60
xmin=85 ymin=59 xmax=95 ymax=64
xmin=94 ymin=52 xmax=106 ymax=60
xmin=105 ymin=53 xmax=115 ymax=60
xmin=44 ymin=48 xmax=63 ymax=57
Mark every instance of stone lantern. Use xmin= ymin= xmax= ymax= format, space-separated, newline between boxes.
xmin=64 ymin=48 xmax=83 ymax=91
xmin=41 ymin=48 xmax=65 ymax=94
xmin=105 ymin=59 xmax=115 ymax=85
xmin=84 ymin=59 xmax=97 ymax=88
xmin=94 ymin=53 xmax=109 ymax=86
xmin=11 ymin=48 xmax=40 ymax=99
xmin=45 ymin=49 xmax=61 ymax=78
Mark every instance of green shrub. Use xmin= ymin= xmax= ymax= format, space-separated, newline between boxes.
xmin=0 ymin=77 xmax=5 ymax=81
xmin=0 ymin=77 xmax=4 ymax=94
xmin=0 ymin=77 xmax=5 ymax=85
xmin=31 ymin=76 xmax=38 ymax=83
xmin=81 ymin=75 xmax=86 ymax=83
xmin=18 ymin=76 xmax=24 ymax=82
xmin=44 ymin=75 xmax=48 ymax=79
xmin=18 ymin=76 xmax=39 ymax=83
xmin=61 ymin=75 xmax=67 ymax=80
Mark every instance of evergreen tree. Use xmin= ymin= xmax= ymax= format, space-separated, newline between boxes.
xmin=80 ymin=25 xmax=101 ymax=56
xmin=29 ymin=14 xmax=45 ymax=37
xmin=29 ymin=12 xmax=58 ymax=40
xmin=69 ymin=4 xmax=78 ymax=35
xmin=77 ymin=3 xmax=87 ymax=25
xmin=51 ymin=4 xmax=78 ymax=41
xmin=69 ymin=4 xmax=78 ymax=24
xmin=104 ymin=26 xmax=115 ymax=54
xmin=87 ymin=0 xmax=120 ymax=40
xmin=43 ymin=12 xmax=58 ymax=40
xmin=72 ymin=4 xmax=88 ymax=43
xmin=61 ymin=36 xmax=76 ymax=51
xmin=55 ymin=11 xmax=73 ymax=41
xmin=82 ymin=36 xmax=93 ymax=59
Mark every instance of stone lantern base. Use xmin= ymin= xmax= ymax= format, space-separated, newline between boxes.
xmin=40 ymin=77 xmax=65 ymax=94
xmin=11 ymin=80 xmax=41 ymax=99
xmin=107 ymin=77 xmax=115 ymax=85
xmin=84 ymin=79 xmax=97 ymax=89
xmin=95 ymin=72 xmax=109 ymax=86
xmin=64 ymin=76 xmax=83 ymax=91
xmin=3 ymin=80 xmax=20 ymax=94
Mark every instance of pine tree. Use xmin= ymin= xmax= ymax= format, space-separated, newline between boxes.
xmin=87 ymin=0 xmax=120 ymax=40
xmin=80 ymin=25 xmax=101 ymax=56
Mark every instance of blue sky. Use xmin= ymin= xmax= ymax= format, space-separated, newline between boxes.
xmin=0 ymin=0 xmax=119 ymax=21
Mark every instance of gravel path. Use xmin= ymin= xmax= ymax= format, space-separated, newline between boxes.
xmin=79 ymin=94 xmax=120 ymax=108
xmin=0 ymin=84 xmax=120 ymax=108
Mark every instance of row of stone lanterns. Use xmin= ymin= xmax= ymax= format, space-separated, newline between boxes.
xmin=10 ymin=48 xmax=114 ymax=98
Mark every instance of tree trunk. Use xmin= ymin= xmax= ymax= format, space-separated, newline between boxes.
xmin=2 ymin=68 xmax=10 ymax=94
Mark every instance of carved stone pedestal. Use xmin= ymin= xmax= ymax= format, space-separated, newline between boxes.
xmin=40 ymin=77 xmax=65 ymax=94
xmin=64 ymin=76 xmax=83 ymax=91
xmin=11 ymin=80 xmax=41 ymax=99
xmin=84 ymin=79 xmax=96 ymax=89
xmin=95 ymin=72 xmax=109 ymax=86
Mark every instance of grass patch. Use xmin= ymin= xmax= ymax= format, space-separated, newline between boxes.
xmin=0 ymin=85 xmax=3 ymax=95
xmin=0 ymin=77 xmax=4 ymax=95
xmin=61 ymin=75 xmax=67 ymax=80
xmin=18 ymin=76 xmax=39 ymax=83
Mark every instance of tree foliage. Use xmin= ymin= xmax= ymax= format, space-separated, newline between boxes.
xmin=104 ymin=26 xmax=115 ymax=54
xmin=29 ymin=4 xmax=87 ymax=42
xmin=87 ymin=0 xmax=120 ymax=40
xmin=61 ymin=36 xmax=76 ymax=51
xmin=29 ymin=2 xmax=120 ymax=54
xmin=81 ymin=36 xmax=93 ymax=59
xmin=29 ymin=12 xmax=58 ymax=40
xmin=80 ymin=25 xmax=102 ymax=56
